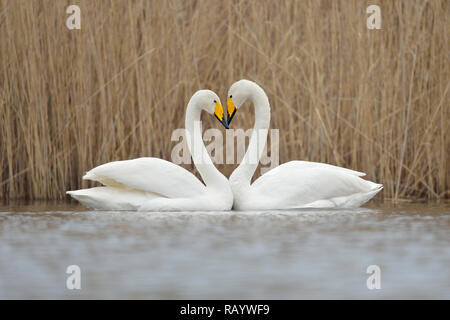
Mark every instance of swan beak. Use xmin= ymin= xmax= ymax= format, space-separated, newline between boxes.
xmin=214 ymin=102 xmax=229 ymax=129
xmin=227 ymin=97 xmax=237 ymax=125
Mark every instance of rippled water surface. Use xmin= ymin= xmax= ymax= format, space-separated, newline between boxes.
xmin=0 ymin=201 xmax=449 ymax=299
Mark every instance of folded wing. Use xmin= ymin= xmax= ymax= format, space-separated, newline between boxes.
xmin=83 ymin=157 xmax=206 ymax=198
xmin=251 ymin=161 xmax=381 ymax=208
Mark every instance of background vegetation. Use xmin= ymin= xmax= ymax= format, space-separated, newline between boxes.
xmin=0 ymin=0 xmax=448 ymax=200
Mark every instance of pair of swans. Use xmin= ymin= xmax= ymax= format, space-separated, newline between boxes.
xmin=67 ymin=80 xmax=382 ymax=211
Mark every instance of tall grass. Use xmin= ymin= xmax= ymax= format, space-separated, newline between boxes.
xmin=0 ymin=0 xmax=448 ymax=200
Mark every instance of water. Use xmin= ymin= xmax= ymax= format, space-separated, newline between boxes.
xmin=0 ymin=201 xmax=448 ymax=299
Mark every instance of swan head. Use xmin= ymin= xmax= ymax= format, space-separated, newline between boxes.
xmin=226 ymin=79 xmax=257 ymax=125
xmin=193 ymin=90 xmax=228 ymax=129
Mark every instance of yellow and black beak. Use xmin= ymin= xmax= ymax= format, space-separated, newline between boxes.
xmin=227 ymin=97 xmax=237 ymax=126
xmin=214 ymin=101 xmax=229 ymax=129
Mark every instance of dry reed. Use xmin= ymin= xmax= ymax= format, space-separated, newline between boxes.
xmin=0 ymin=0 xmax=448 ymax=200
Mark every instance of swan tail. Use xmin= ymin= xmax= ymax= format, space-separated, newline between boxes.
xmin=67 ymin=187 xmax=157 ymax=210
xmin=300 ymin=183 xmax=383 ymax=209
xmin=333 ymin=184 xmax=383 ymax=208
xmin=82 ymin=172 xmax=96 ymax=181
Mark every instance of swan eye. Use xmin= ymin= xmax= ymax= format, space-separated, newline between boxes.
xmin=213 ymin=100 xmax=217 ymax=103
xmin=229 ymin=95 xmax=232 ymax=98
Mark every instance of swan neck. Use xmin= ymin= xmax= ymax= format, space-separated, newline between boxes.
xmin=185 ymin=101 xmax=228 ymax=188
xmin=230 ymin=83 xmax=270 ymax=187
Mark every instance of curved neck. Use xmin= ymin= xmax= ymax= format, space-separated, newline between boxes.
xmin=185 ymin=102 xmax=228 ymax=188
xmin=230 ymin=83 xmax=271 ymax=187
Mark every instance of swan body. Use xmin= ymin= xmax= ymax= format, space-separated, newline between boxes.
xmin=226 ymin=80 xmax=382 ymax=210
xmin=67 ymin=90 xmax=233 ymax=211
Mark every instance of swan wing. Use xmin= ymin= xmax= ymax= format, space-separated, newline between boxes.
xmin=257 ymin=161 xmax=366 ymax=179
xmin=250 ymin=161 xmax=381 ymax=208
xmin=83 ymin=157 xmax=206 ymax=198
xmin=67 ymin=187 xmax=160 ymax=211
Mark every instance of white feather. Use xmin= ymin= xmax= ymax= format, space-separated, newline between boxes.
xmin=248 ymin=165 xmax=382 ymax=210
xmin=82 ymin=157 xmax=206 ymax=198
xmin=67 ymin=90 xmax=233 ymax=211
xmin=228 ymin=80 xmax=382 ymax=210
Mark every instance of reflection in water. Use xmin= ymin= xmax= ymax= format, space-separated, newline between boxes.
xmin=0 ymin=201 xmax=449 ymax=299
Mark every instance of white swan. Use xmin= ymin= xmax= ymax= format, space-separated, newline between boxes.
xmin=67 ymin=90 xmax=233 ymax=211
xmin=225 ymin=80 xmax=383 ymax=210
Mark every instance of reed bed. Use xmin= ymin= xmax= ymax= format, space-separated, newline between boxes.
xmin=0 ymin=0 xmax=448 ymax=200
